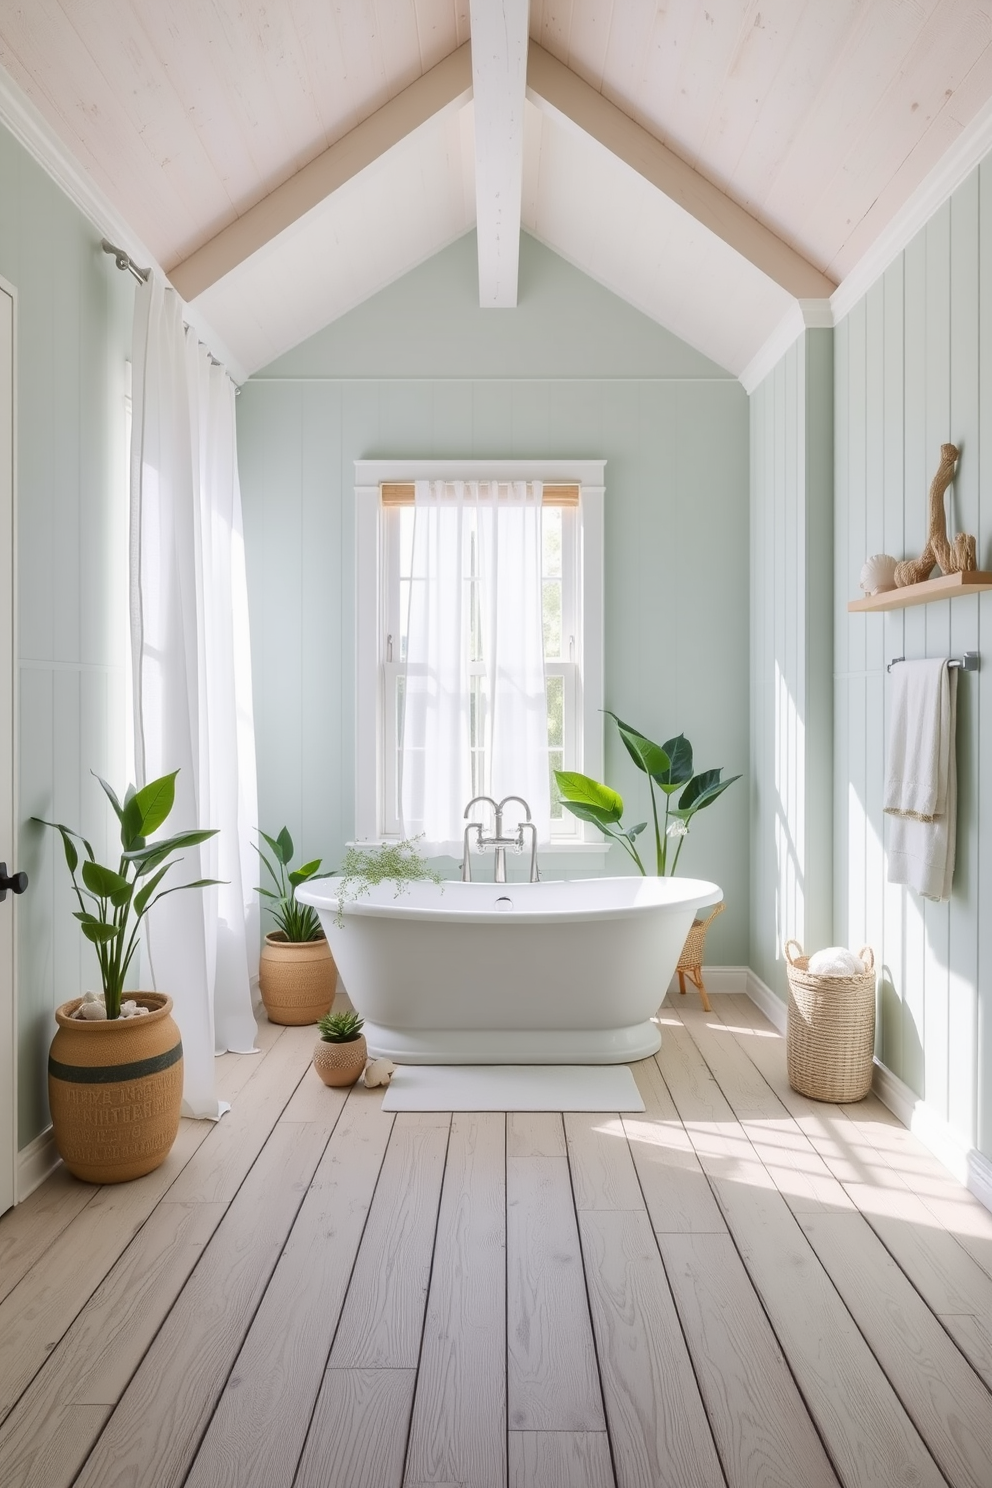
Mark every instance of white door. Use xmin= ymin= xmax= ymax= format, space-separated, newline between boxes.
xmin=0 ymin=282 xmax=15 ymax=1217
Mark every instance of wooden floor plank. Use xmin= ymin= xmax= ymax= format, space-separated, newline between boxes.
xmin=295 ymin=1369 xmax=416 ymax=1488
xmin=0 ymin=1113 xmax=217 ymax=1423
xmin=72 ymin=1119 xmax=333 ymax=1488
xmin=328 ymin=1112 xmax=449 ymax=1370
xmin=403 ymin=1113 xmax=506 ymax=1488
xmin=508 ymin=1430 xmax=616 ymax=1488
xmin=578 ymin=1206 xmax=725 ymax=1488
xmin=799 ymin=1209 xmax=992 ymax=1488
xmin=564 ymin=1110 xmax=646 ymax=1211
xmin=0 ymin=1166 xmax=97 ymax=1304
xmin=659 ymin=1026 xmax=949 ymax=1488
xmin=0 ymin=1200 xmax=225 ymax=1488
xmin=659 ymin=1232 xmax=841 ymax=1488
xmin=184 ymin=1089 xmax=391 ymax=1488
xmin=168 ymin=1023 xmax=316 ymax=1203
xmin=625 ymin=1054 xmax=727 ymax=1234
xmin=675 ymin=1002 xmax=854 ymax=1213
xmin=507 ymin=1123 xmax=605 ymax=1431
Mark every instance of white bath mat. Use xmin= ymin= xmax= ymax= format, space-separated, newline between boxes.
xmin=381 ymin=1064 xmax=644 ymax=1113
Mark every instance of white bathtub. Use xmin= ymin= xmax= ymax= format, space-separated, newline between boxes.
xmin=296 ymin=875 xmax=722 ymax=1064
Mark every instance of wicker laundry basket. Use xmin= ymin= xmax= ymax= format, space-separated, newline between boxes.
xmin=785 ymin=940 xmax=876 ymax=1103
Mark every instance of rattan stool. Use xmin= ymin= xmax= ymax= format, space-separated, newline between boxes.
xmin=676 ymin=900 xmax=726 ymax=1012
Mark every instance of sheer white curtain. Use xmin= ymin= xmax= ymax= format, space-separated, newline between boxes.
xmin=400 ymin=479 xmax=550 ymax=851
xmin=130 ymin=278 xmax=259 ymax=1120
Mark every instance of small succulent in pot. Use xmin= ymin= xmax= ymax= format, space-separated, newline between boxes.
xmin=255 ymin=826 xmax=330 ymax=942
xmin=313 ymin=1009 xmax=367 ymax=1088
xmin=317 ymin=1009 xmax=365 ymax=1042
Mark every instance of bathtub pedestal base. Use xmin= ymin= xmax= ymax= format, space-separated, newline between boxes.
xmin=361 ymin=1020 xmax=662 ymax=1065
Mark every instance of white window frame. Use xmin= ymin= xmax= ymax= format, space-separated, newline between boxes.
xmin=355 ymin=459 xmax=606 ymax=864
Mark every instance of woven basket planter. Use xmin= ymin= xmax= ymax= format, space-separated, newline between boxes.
xmin=312 ymin=1034 xmax=367 ymax=1088
xmin=259 ymin=933 xmax=337 ymax=1025
xmin=785 ymin=941 xmax=876 ymax=1103
xmin=48 ymin=993 xmax=184 ymax=1184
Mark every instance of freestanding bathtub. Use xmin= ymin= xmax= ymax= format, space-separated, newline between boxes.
xmin=296 ymin=875 xmax=722 ymax=1064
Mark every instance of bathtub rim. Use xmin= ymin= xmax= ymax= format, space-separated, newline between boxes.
xmin=296 ymin=874 xmax=722 ymax=926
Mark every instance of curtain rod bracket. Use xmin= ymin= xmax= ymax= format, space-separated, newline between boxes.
xmin=101 ymin=238 xmax=150 ymax=284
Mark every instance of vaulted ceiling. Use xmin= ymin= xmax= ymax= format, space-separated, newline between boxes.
xmin=1 ymin=2 xmax=991 ymax=381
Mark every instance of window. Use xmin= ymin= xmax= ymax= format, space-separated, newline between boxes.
xmin=355 ymin=461 xmax=605 ymax=856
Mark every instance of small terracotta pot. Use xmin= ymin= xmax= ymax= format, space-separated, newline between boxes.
xmin=48 ymin=993 xmax=183 ymax=1184
xmin=259 ymin=932 xmax=337 ymax=1025
xmin=312 ymin=1034 xmax=367 ymax=1087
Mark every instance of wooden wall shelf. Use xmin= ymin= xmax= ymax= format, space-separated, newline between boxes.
xmin=848 ymin=570 xmax=992 ymax=612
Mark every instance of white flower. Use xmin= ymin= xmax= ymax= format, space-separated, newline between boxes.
xmin=666 ymin=820 xmax=689 ymax=838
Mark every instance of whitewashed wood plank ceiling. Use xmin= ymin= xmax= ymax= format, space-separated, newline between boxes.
xmin=1 ymin=2 xmax=991 ymax=374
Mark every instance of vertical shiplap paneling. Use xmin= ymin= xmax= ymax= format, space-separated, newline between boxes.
xmin=923 ymin=200 xmax=952 ymax=1123
xmin=900 ymin=225 xmax=929 ymax=1098
xmin=832 ymin=315 xmax=850 ymax=956
xmin=881 ymin=255 xmax=907 ymax=1074
xmin=804 ymin=330 xmax=834 ymax=957
xmin=864 ymin=283 xmax=886 ymax=1008
xmin=835 ymin=156 xmax=992 ymax=1153
xmin=948 ymin=170 xmax=981 ymax=1148
xmin=979 ymin=156 xmax=992 ymax=1159
xmin=1 ymin=123 xmax=133 ymax=1150
xmin=845 ymin=299 xmax=868 ymax=951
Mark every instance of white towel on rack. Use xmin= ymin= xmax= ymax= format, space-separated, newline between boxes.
xmin=884 ymin=658 xmax=947 ymax=819
xmin=885 ymin=660 xmax=957 ymax=901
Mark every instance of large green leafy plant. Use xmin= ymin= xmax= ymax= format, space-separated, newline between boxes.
xmin=254 ymin=827 xmax=331 ymax=942
xmin=36 ymin=771 xmax=220 ymax=1019
xmin=555 ymin=713 xmax=740 ymax=875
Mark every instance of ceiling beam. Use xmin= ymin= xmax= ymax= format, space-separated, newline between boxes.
xmin=470 ymin=0 xmax=528 ymax=307
xmin=526 ymin=42 xmax=835 ymax=303
xmin=169 ymin=43 xmax=473 ymax=303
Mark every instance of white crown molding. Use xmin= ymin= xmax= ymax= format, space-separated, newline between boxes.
xmin=831 ymin=90 xmax=992 ymax=324
xmin=738 ymin=298 xmax=834 ymax=394
xmin=0 ymin=59 xmax=249 ymax=383
xmin=16 ymin=1126 xmax=59 ymax=1201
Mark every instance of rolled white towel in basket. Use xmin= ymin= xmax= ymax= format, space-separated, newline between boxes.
xmin=807 ymin=947 xmax=865 ymax=977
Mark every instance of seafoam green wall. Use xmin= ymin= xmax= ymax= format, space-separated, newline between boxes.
xmin=0 ymin=123 xmax=134 ymax=1148
xmin=749 ymin=331 xmax=834 ymax=999
xmin=835 ymin=159 xmax=992 ymax=1159
xmin=238 ymin=231 xmax=751 ymax=964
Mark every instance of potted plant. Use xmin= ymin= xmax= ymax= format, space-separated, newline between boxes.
xmin=255 ymin=827 xmax=336 ymax=1025
xmin=36 ymin=770 xmax=220 ymax=1184
xmin=312 ymin=1009 xmax=367 ymax=1087
xmin=555 ymin=714 xmax=740 ymax=1009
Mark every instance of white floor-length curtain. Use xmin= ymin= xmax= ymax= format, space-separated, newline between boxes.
xmin=401 ymin=479 xmax=550 ymax=851
xmin=130 ymin=278 xmax=259 ymax=1119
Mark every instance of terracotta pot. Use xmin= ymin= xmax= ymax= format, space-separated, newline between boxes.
xmin=48 ymin=993 xmax=183 ymax=1185
xmin=259 ymin=932 xmax=337 ymax=1025
xmin=312 ymin=1034 xmax=367 ymax=1087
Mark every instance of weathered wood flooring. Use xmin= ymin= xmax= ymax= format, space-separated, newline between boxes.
xmin=2 ymin=991 xmax=992 ymax=1488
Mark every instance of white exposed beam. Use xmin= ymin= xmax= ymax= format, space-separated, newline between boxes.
xmin=470 ymin=0 xmax=528 ymax=307
xmin=526 ymin=42 xmax=835 ymax=304
xmin=169 ymin=43 xmax=473 ymax=303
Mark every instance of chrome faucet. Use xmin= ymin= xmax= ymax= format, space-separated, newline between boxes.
xmin=463 ymin=795 xmax=539 ymax=883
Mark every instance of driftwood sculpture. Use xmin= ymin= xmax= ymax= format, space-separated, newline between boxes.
xmin=894 ymin=443 xmax=976 ymax=587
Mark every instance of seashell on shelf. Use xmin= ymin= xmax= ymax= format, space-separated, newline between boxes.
xmin=860 ymin=554 xmax=898 ymax=595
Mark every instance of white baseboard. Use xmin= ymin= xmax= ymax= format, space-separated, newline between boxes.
xmin=870 ymin=1059 xmax=992 ymax=1214
xmin=17 ymin=1127 xmax=60 ymax=1201
xmin=665 ymin=964 xmax=749 ymax=997
xmin=744 ymin=968 xmax=786 ymax=1032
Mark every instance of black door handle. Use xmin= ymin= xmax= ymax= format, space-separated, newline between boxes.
xmin=0 ymin=863 xmax=28 ymax=902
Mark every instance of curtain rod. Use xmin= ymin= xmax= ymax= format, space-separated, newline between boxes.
xmin=101 ymin=238 xmax=150 ymax=284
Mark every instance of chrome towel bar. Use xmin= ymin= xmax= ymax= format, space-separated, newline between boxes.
xmin=886 ymin=650 xmax=980 ymax=673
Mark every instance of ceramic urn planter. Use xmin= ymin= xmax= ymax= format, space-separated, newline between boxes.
xmin=48 ymin=993 xmax=184 ymax=1184
xmin=259 ymin=932 xmax=337 ymax=1025
xmin=312 ymin=1033 xmax=367 ymax=1087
